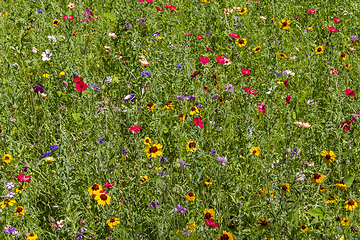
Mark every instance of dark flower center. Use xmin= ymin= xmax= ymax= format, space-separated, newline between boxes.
xmin=348 ymin=200 xmax=355 ymax=206
xmin=191 ymin=107 xmax=196 ymax=112
xmin=253 ymin=150 xmax=257 ymax=154
xmin=92 ymin=184 xmax=99 ymax=191
xmin=314 ymin=173 xmax=321 ymax=179
xmin=256 ymin=48 xmax=260 ymax=51
xmin=317 ymin=48 xmax=322 ymax=52
xmin=54 ymin=20 xmax=59 ymax=25
xmin=150 ymin=146 xmax=158 ymax=153
xmin=189 ymin=142 xmax=196 ymax=148
xmin=205 ymin=212 xmax=212 ymax=219
xmin=325 ymin=155 xmax=331 ymax=159
xmin=188 ymin=192 xmax=194 ymax=197
xmin=341 ymin=54 xmax=346 ymax=58
xmin=16 ymin=207 xmax=23 ymax=213
xmin=100 ymin=194 xmax=107 ymax=200
xmin=221 ymin=234 xmax=230 ymax=240
xmin=110 ymin=218 xmax=115 ymax=223
xmin=4 ymin=199 xmax=10 ymax=204
xmin=141 ymin=178 xmax=147 ymax=182
xmin=283 ymin=22 xmax=288 ymax=26
xmin=239 ymin=40 xmax=244 ymax=44
xmin=301 ymin=225 xmax=307 ymax=229
xmin=5 ymin=156 xmax=9 ymax=160
xmin=145 ymin=139 xmax=150 ymax=143
xmin=282 ymin=185 xmax=288 ymax=190
xmin=30 ymin=233 xmax=34 ymax=237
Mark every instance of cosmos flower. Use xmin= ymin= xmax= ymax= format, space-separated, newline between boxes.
xmin=281 ymin=183 xmax=290 ymax=193
xmin=145 ymin=143 xmax=163 ymax=158
xmin=328 ymin=26 xmax=338 ymax=32
xmin=129 ymin=126 xmax=142 ymax=133
xmin=279 ymin=18 xmax=291 ymax=30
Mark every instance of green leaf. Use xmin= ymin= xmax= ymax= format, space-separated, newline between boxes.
xmin=341 ymin=149 xmax=353 ymax=159
xmin=104 ymin=13 xmax=116 ymax=21
xmin=307 ymin=208 xmax=324 ymax=220
xmin=344 ymin=174 xmax=355 ymax=189
xmin=72 ymin=113 xmax=81 ymax=121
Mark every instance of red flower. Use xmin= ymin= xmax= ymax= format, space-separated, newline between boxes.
xmin=206 ymin=219 xmax=219 ymax=229
xmin=196 ymin=35 xmax=203 ymax=39
xmin=328 ymin=26 xmax=338 ymax=32
xmin=184 ymin=33 xmax=192 ymax=36
xmin=284 ymin=78 xmax=289 ymax=89
xmin=139 ymin=0 xmax=144 ymax=2
xmin=340 ymin=120 xmax=351 ymax=131
xmin=243 ymin=87 xmax=257 ymax=96
xmin=333 ymin=17 xmax=342 ymax=22
xmin=103 ymin=182 xmax=115 ymax=188
xmin=346 ymin=88 xmax=355 ymax=97
xmin=229 ymin=32 xmax=240 ymax=38
xmin=64 ymin=15 xmax=74 ymax=20
xmin=205 ymin=46 xmax=212 ymax=52
xmin=307 ymin=9 xmax=315 ymax=13
xmin=146 ymin=0 xmax=153 ymax=3
xmin=241 ymin=68 xmax=250 ymax=75
xmin=257 ymin=102 xmax=265 ymax=114
xmin=190 ymin=71 xmax=200 ymax=79
xmin=129 ymin=126 xmax=142 ymax=133
xmin=330 ymin=68 xmax=339 ymax=75
xmin=76 ymin=81 xmax=87 ymax=92
xmin=15 ymin=174 xmax=31 ymax=183
xmin=286 ymin=95 xmax=292 ymax=104
xmin=199 ymin=56 xmax=209 ymax=65
xmin=194 ymin=116 xmax=204 ymax=129
xmin=74 ymin=77 xmax=83 ymax=83
xmin=156 ymin=6 xmax=163 ymax=11
xmin=216 ymin=55 xmax=225 ymax=64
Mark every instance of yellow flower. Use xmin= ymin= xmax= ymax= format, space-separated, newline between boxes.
xmin=186 ymin=141 xmax=198 ymax=152
xmin=95 ymin=192 xmax=111 ymax=206
xmin=144 ymin=137 xmax=151 ymax=145
xmin=178 ymin=114 xmax=186 ymax=122
xmin=276 ymin=52 xmax=288 ymax=59
xmin=87 ymin=206 xmax=92 ymax=209
xmin=107 ymin=218 xmax=120 ymax=229
xmin=185 ymin=191 xmax=195 ymax=201
xmin=186 ymin=222 xmax=196 ymax=232
xmin=3 ymin=14 xmax=8 ymax=17
xmin=28 ymin=73 xmax=33 ymax=76
xmin=256 ymin=217 xmax=271 ymax=229
xmin=44 ymin=157 xmax=54 ymax=162
xmin=325 ymin=196 xmax=338 ymax=204
xmin=16 ymin=185 xmax=27 ymax=194
xmin=307 ymin=26 xmax=313 ymax=31
xmin=321 ymin=150 xmax=336 ymax=163
xmin=345 ymin=200 xmax=359 ymax=211
xmin=53 ymin=19 xmax=61 ymax=26
xmin=14 ymin=206 xmax=27 ymax=217
xmin=279 ymin=18 xmax=291 ymax=30
xmin=319 ymin=186 xmax=325 ymax=193
xmin=340 ymin=53 xmax=347 ymax=60
xmin=158 ymin=37 xmax=162 ymax=39
xmin=145 ymin=143 xmax=163 ymax=158
xmin=261 ymin=187 xmax=267 ymax=197
xmin=201 ymin=0 xmax=207 ymax=2
xmin=162 ymin=102 xmax=175 ymax=111
xmin=236 ymin=38 xmax=247 ymax=47
xmin=249 ymin=147 xmax=261 ymax=156
xmin=59 ymin=71 xmax=65 ymax=78
xmin=271 ymin=18 xmax=275 ymax=24
xmin=155 ymin=167 xmax=162 ymax=171
xmin=29 ymin=28 xmax=33 ymax=33
xmin=173 ymin=6 xmax=181 ymax=12
xmin=203 ymin=208 xmax=215 ymax=220
xmin=189 ymin=106 xmax=201 ymax=115
xmin=311 ymin=173 xmax=325 ymax=185
xmin=281 ymin=183 xmax=290 ymax=194
xmin=43 ymin=74 xmax=49 ymax=78
xmin=335 ymin=181 xmax=347 ymax=190
xmin=87 ymin=184 xmax=103 ymax=196
xmin=299 ymin=225 xmax=309 ymax=232
xmin=3 ymin=154 xmax=13 ymax=163
xmin=144 ymin=102 xmax=156 ymax=111
xmin=204 ymin=178 xmax=212 ymax=185
xmin=345 ymin=64 xmax=350 ymax=69
xmin=141 ymin=175 xmax=149 ymax=184
xmin=277 ymin=81 xmax=284 ymax=84
xmin=254 ymin=46 xmax=261 ymax=53
xmin=217 ymin=230 xmax=234 ymax=240
xmin=239 ymin=8 xmax=247 ymax=14
xmin=341 ymin=217 xmax=351 ymax=226
xmin=315 ymin=46 xmax=324 ymax=54
xmin=0 ymin=199 xmax=16 ymax=208
xmin=26 ymin=232 xmax=38 ymax=240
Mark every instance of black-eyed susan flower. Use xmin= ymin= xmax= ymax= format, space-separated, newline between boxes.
xmin=276 ymin=52 xmax=288 ymax=59
xmin=256 ymin=217 xmax=271 ymax=229
xmin=311 ymin=173 xmax=325 ymax=185
xmin=162 ymin=102 xmax=175 ymax=111
xmin=217 ymin=230 xmax=234 ymax=240
xmin=341 ymin=218 xmax=351 ymax=226
xmin=204 ymin=178 xmax=213 ymax=185
xmin=87 ymin=184 xmax=103 ymax=196
xmin=141 ymin=175 xmax=149 ymax=184
xmin=186 ymin=141 xmax=198 ymax=152
xmin=321 ymin=150 xmax=336 ymax=163
xmin=0 ymin=199 xmax=16 ymax=208
xmin=335 ymin=181 xmax=347 ymax=190
xmin=281 ymin=183 xmax=290 ymax=194
xmin=271 ymin=18 xmax=275 ymax=24
xmin=53 ymin=19 xmax=61 ymax=26
xmin=340 ymin=53 xmax=347 ymax=60
xmin=238 ymin=8 xmax=247 ymax=14
xmin=315 ymin=46 xmax=324 ymax=54
xmin=319 ymin=186 xmax=325 ymax=193
xmin=345 ymin=199 xmax=359 ymax=211
xmin=345 ymin=64 xmax=350 ymax=69
xmin=325 ymin=196 xmax=338 ymax=204
xmin=185 ymin=191 xmax=195 ymax=201
xmin=299 ymin=225 xmax=309 ymax=232
xmin=279 ymin=18 xmax=290 ymax=30
xmin=107 ymin=218 xmax=120 ymax=229
xmin=249 ymin=146 xmax=261 ymax=156
xmin=144 ymin=102 xmax=156 ymax=111
xmin=95 ymin=191 xmax=111 ymax=206
xmin=254 ymin=46 xmax=261 ymax=53
xmin=145 ymin=143 xmax=163 ymax=158
xmin=26 ymin=232 xmax=38 ymax=240
xmin=189 ymin=106 xmax=201 ymax=115
xmin=144 ymin=137 xmax=151 ymax=145
xmin=203 ymin=208 xmax=215 ymax=220
xmin=178 ymin=114 xmax=186 ymax=122
xmin=3 ymin=154 xmax=12 ymax=163
xmin=236 ymin=38 xmax=247 ymax=47
xmin=14 ymin=206 xmax=27 ymax=217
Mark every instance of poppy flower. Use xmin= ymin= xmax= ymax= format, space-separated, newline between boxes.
xmin=284 ymin=78 xmax=289 ymax=89
xmin=76 ymin=81 xmax=87 ymax=92
xmin=340 ymin=120 xmax=351 ymax=131
xmin=194 ymin=116 xmax=204 ymax=129
xmin=196 ymin=35 xmax=203 ymax=39
xmin=129 ymin=125 xmax=142 ymax=133
xmin=257 ymin=102 xmax=265 ymax=114
xmin=216 ymin=55 xmax=225 ymax=64
xmin=330 ymin=68 xmax=340 ymax=75
xmin=286 ymin=95 xmax=292 ymax=104
xmin=229 ymin=32 xmax=239 ymax=38
xmin=156 ymin=6 xmax=163 ymax=11
xmin=146 ymin=0 xmax=153 ymax=3
xmin=328 ymin=26 xmax=338 ymax=32
xmin=206 ymin=219 xmax=219 ymax=229
xmin=333 ymin=17 xmax=342 ymax=22
xmin=190 ymin=71 xmax=200 ymax=79
xmin=74 ymin=77 xmax=83 ymax=83
xmin=199 ymin=56 xmax=209 ymax=65
xmin=346 ymin=89 xmax=355 ymax=97
xmin=241 ymin=68 xmax=250 ymax=75
xmin=103 ymin=182 xmax=115 ymax=188
xmin=205 ymin=46 xmax=212 ymax=52
xmin=307 ymin=9 xmax=315 ymax=13
xmin=15 ymin=174 xmax=31 ymax=183
xmin=64 ymin=15 xmax=74 ymax=20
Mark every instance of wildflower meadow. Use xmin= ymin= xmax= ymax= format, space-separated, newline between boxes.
xmin=1 ymin=0 xmax=360 ymax=239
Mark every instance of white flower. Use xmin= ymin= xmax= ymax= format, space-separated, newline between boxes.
xmin=47 ymin=36 xmax=57 ymax=42
xmin=108 ymin=32 xmax=117 ymax=37
xmin=266 ymin=85 xmax=277 ymax=94
xmin=41 ymin=49 xmax=52 ymax=61
xmin=58 ymin=35 xmax=65 ymax=40
xmin=260 ymin=16 xmax=266 ymax=20
xmin=32 ymin=47 xmax=39 ymax=53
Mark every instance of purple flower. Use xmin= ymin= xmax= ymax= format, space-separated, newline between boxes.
xmin=159 ymin=172 xmax=165 ymax=178
xmin=97 ymin=137 xmax=105 ymax=144
xmin=4 ymin=228 xmax=16 ymax=234
xmin=237 ymin=202 xmax=243 ymax=207
xmin=50 ymin=143 xmax=58 ymax=151
xmin=235 ymin=16 xmax=241 ymax=21
xmin=177 ymin=95 xmax=186 ymax=100
xmin=141 ymin=71 xmax=150 ymax=77
xmin=77 ymin=234 xmax=85 ymax=240
xmin=149 ymin=202 xmax=156 ymax=208
xmin=5 ymin=182 xmax=15 ymax=189
xmin=194 ymin=103 xmax=203 ymax=108
xmin=206 ymin=30 xmax=212 ymax=35
xmin=41 ymin=151 xmax=51 ymax=158
xmin=6 ymin=192 xmax=15 ymax=198
xmin=124 ymin=23 xmax=132 ymax=28
xmin=296 ymin=172 xmax=305 ymax=182
xmin=137 ymin=18 xmax=146 ymax=23
xmin=174 ymin=203 xmax=188 ymax=214
xmin=33 ymin=84 xmax=44 ymax=93
xmin=350 ymin=35 xmax=358 ymax=41
xmin=291 ymin=149 xmax=298 ymax=155
xmin=216 ymin=156 xmax=228 ymax=165
xmin=177 ymin=159 xmax=187 ymax=168
xmin=136 ymin=234 xmax=142 ymax=237
xmin=159 ymin=157 xmax=168 ymax=162
xmin=152 ymin=32 xmax=160 ymax=36
xmin=185 ymin=95 xmax=196 ymax=101
xmin=212 ymin=94 xmax=218 ymax=99
xmin=109 ymin=168 xmax=114 ymax=172
xmin=23 ymin=167 xmax=28 ymax=172
xmin=295 ymin=15 xmax=299 ymax=21
xmin=176 ymin=64 xmax=182 ymax=69
xmin=210 ymin=150 xmax=216 ymax=155
xmin=225 ymin=84 xmax=235 ymax=93
xmin=105 ymin=76 xmax=113 ymax=82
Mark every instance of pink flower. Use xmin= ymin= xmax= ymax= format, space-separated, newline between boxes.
xmin=205 ymin=46 xmax=212 ymax=52
xmin=103 ymin=182 xmax=115 ymax=188
xmin=286 ymin=95 xmax=292 ymax=104
xmin=307 ymin=9 xmax=315 ymax=13
xmin=333 ymin=17 xmax=342 ymax=22
xmin=184 ymin=33 xmax=192 ymax=36
xmin=243 ymin=87 xmax=257 ymax=96
xmin=15 ymin=174 xmax=31 ymax=183
xmin=156 ymin=6 xmax=163 ymax=11
xmin=196 ymin=35 xmax=203 ymax=39
xmin=199 ymin=56 xmax=209 ymax=65
xmin=257 ymin=102 xmax=265 ymax=114
xmin=216 ymin=55 xmax=225 ymax=64
xmin=340 ymin=120 xmax=351 ymax=131
xmin=295 ymin=15 xmax=299 ymax=21
xmin=328 ymin=26 xmax=338 ymax=32
xmin=139 ymin=0 xmax=145 ymax=2
xmin=284 ymin=78 xmax=289 ymax=89
xmin=206 ymin=219 xmax=219 ymax=229
xmin=346 ymin=88 xmax=355 ymax=97
xmin=146 ymin=0 xmax=153 ymax=3
xmin=330 ymin=68 xmax=339 ymax=75
xmin=64 ymin=15 xmax=75 ymax=20
xmin=229 ymin=32 xmax=239 ymax=38
xmin=129 ymin=126 xmax=142 ymax=133
xmin=52 ymin=224 xmax=59 ymax=229
xmin=241 ymin=68 xmax=250 ymax=75
xmin=194 ymin=116 xmax=204 ymax=129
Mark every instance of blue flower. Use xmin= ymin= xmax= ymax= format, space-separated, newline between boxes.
xmin=50 ymin=144 xmax=58 ymax=151
xmin=41 ymin=151 xmax=51 ymax=158
xmin=176 ymin=64 xmax=182 ymax=69
xmin=4 ymin=228 xmax=17 ymax=234
xmin=141 ymin=71 xmax=150 ymax=77
xmin=120 ymin=148 xmax=127 ymax=155
xmin=90 ymin=82 xmax=99 ymax=91
xmin=124 ymin=94 xmax=135 ymax=101
xmin=97 ymin=137 xmax=105 ymax=144
xmin=210 ymin=150 xmax=216 ymax=155
xmin=152 ymin=32 xmax=160 ymax=36
xmin=38 ymin=10 xmax=43 ymax=13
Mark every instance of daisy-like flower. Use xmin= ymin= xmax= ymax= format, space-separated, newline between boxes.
xmin=340 ymin=53 xmax=347 ymax=60
xmin=87 ymin=184 xmax=103 ymax=196
xmin=311 ymin=173 xmax=326 ymax=185
xmin=95 ymin=191 xmax=111 ymax=206
xmin=68 ymin=2 xmax=75 ymax=8
xmin=26 ymin=232 xmax=38 ymax=240
xmin=276 ymin=52 xmax=288 ymax=59
xmin=0 ymin=199 xmax=16 ymax=208
xmin=186 ymin=141 xmax=198 ymax=152
xmin=281 ymin=183 xmax=290 ymax=194
xmin=321 ymin=150 xmax=336 ymax=163
xmin=204 ymin=178 xmax=212 ymax=185
xmin=319 ymin=186 xmax=325 ymax=193
xmin=185 ymin=191 xmax=195 ymax=201
xmin=279 ymin=18 xmax=291 ymax=30
xmin=41 ymin=49 xmax=52 ymax=61
xmin=53 ymin=19 xmax=60 ymax=26
xmin=203 ymin=208 xmax=215 ymax=220
xmin=189 ymin=106 xmax=201 ymax=115
xmin=107 ymin=218 xmax=120 ymax=229
xmin=145 ymin=143 xmax=163 ymax=158
xmin=299 ymin=225 xmax=309 ymax=233
xmin=162 ymin=102 xmax=175 ymax=111
xmin=335 ymin=181 xmax=347 ymax=190
xmin=238 ymin=8 xmax=247 ymax=14
xmin=144 ymin=137 xmax=151 ymax=145
xmin=224 ymin=8 xmax=233 ymax=14
xmin=44 ymin=157 xmax=54 ymax=162
xmin=178 ymin=114 xmax=186 ymax=122
xmin=108 ymin=32 xmax=117 ymax=38
xmin=3 ymin=154 xmax=12 ymax=163
xmin=315 ymin=46 xmax=324 ymax=54
xmin=341 ymin=218 xmax=351 ymax=226
xmin=144 ymin=102 xmax=156 ymax=111
xmin=16 ymin=185 xmax=26 ymax=194
xmin=254 ymin=46 xmax=261 ymax=53
xmin=345 ymin=64 xmax=350 ymax=69
xmin=256 ymin=217 xmax=271 ymax=229
xmin=14 ymin=206 xmax=27 ymax=217
xmin=249 ymin=146 xmax=261 ymax=156
xmin=141 ymin=175 xmax=149 ymax=184
xmin=345 ymin=199 xmax=359 ymax=211
xmin=325 ymin=196 xmax=338 ymax=204
xmin=217 ymin=230 xmax=234 ymax=240
xmin=236 ymin=38 xmax=247 ymax=47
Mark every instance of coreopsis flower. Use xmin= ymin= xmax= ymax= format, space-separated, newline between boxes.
xmin=189 ymin=106 xmax=201 ymax=115
xmin=144 ymin=102 xmax=156 ymax=111
xmin=254 ymin=46 xmax=261 ymax=53
xmin=107 ymin=218 xmax=120 ymax=229
xmin=335 ymin=181 xmax=347 ymax=190
xmin=217 ymin=230 xmax=234 ymax=240
xmin=203 ymin=208 xmax=215 ymax=220
xmin=145 ymin=143 xmax=163 ymax=158
xmin=315 ymin=46 xmax=324 ymax=54
xmin=186 ymin=222 xmax=196 ymax=232
xmin=141 ymin=175 xmax=149 ymax=184
xmin=340 ymin=53 xmax=347 ymax=60
xmin=345 ymin=200 xmax=359 ymax=211
xmin=279 ymin=18 xmax=291 ymax=30
xmin=341 ymin=218 xmax=351 ymax=226
xmin=95 ymin=191 xmax=111 ymax=206
xmin=185 ymin=191 xmax=195 ymax=201
xmin=0 ymin=199 xmax=16 ymax=208
xmin=319 ymin=186 xmax=325 ymax=193
xmin=3 ymin=154 xmax=12 ymax=163
xmin=88 ymin=184 xmax=103 ymax=196
xmin=311 ymin=173 xmax=325 ymax=185
xmin=204 ymin=178 xmax=212 ymax=185
xmin=239 ymin=8 xmax=247 ymax=14
xmin=249 ymin=146 xmax=261 ymax=156
xmin=299 ymin=225 xmax=309 ymax=232
xmin=144 ymin=137 xmax=151 ymax=145
xmin=236 ymin=38 xmax=247 ymax=47
xmin=186 ymin=141 xmax=198 ymax=152
xmin=281 ymin=183 xmax=290 ymax=193
xmin=256 ymin=217 xmax=271 ymax=229
xmin=321 ymin=150 xmax=336 ymax=163
xmin=178 ymin=114 xmax=186 ymax=122
xmin=325 ymin=196 xmax=338 ymax=204
xmin=276 ymin=52 xmax=288 ymax=59
xmin=53 ymin=19 xmax=60 ymax=26
xmin=345 ymin=64 xmax=351 ymax=69
xmin=162 ymin=102 xmax=175 ymax=111
xmin=16 ymin=185 xmax=26 ymax=194
xmin=14 ymin=206 xmax=27 ymax=217
xmin=26 ymin=232 xmax=38 ymax=240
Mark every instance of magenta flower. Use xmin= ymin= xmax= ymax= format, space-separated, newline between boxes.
xmin=257 ymin=102 xmax=265 ymax=114
xmin=199 ymin=56 xmax=209 ymax=65
xmin=241 ymin=68 xmax=250 ymax=75
xmin=286 ymin=95 xmax=292 ymax=104
xmin=243 ymin=87 xmax=257 ymax=96
xmin=129 ymin=126 xmax=142 ymax=133
xmin=194 ymin=116 xmax=204 ymax=129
